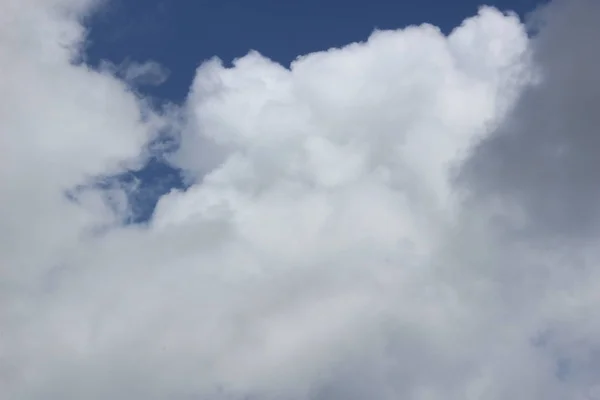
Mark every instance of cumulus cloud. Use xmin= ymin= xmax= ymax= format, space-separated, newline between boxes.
xmin=2 ymin=0 xmax=600 ymax=399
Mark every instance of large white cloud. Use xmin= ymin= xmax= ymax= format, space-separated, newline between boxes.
xmin=2 ymin=0 xmax=600 ymax=399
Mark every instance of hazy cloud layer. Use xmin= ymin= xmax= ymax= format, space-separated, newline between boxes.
xmin=2 ymin=0 xmax=600 ymax=399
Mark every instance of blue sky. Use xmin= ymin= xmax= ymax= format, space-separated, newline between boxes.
xmin=84 ymin=0 xmax=544 ymax=224
xmin=86 ymin=0 xmax=542 ymax=101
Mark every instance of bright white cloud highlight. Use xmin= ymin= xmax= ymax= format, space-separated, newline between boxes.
xmin=2 ymin=0 xmax=600 ymax=399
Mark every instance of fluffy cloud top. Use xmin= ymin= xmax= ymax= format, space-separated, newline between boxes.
xmin=2 ymin=0 xmax=600 ymax=399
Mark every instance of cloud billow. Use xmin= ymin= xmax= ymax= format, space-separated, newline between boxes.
xmin=1 ymin=0 xmax=600 ymax=399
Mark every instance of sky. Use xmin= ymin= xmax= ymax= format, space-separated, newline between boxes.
xmin=3 ymin=0 xmax=600 ymax=399
xmin=84 ymin=0 xmax=543 ymax=100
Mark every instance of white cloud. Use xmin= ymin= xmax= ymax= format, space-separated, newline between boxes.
xmin=2 ymin=0 xmax=600 ymax=399
xmin=119 ymin=60 xmax=170 ymax=86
